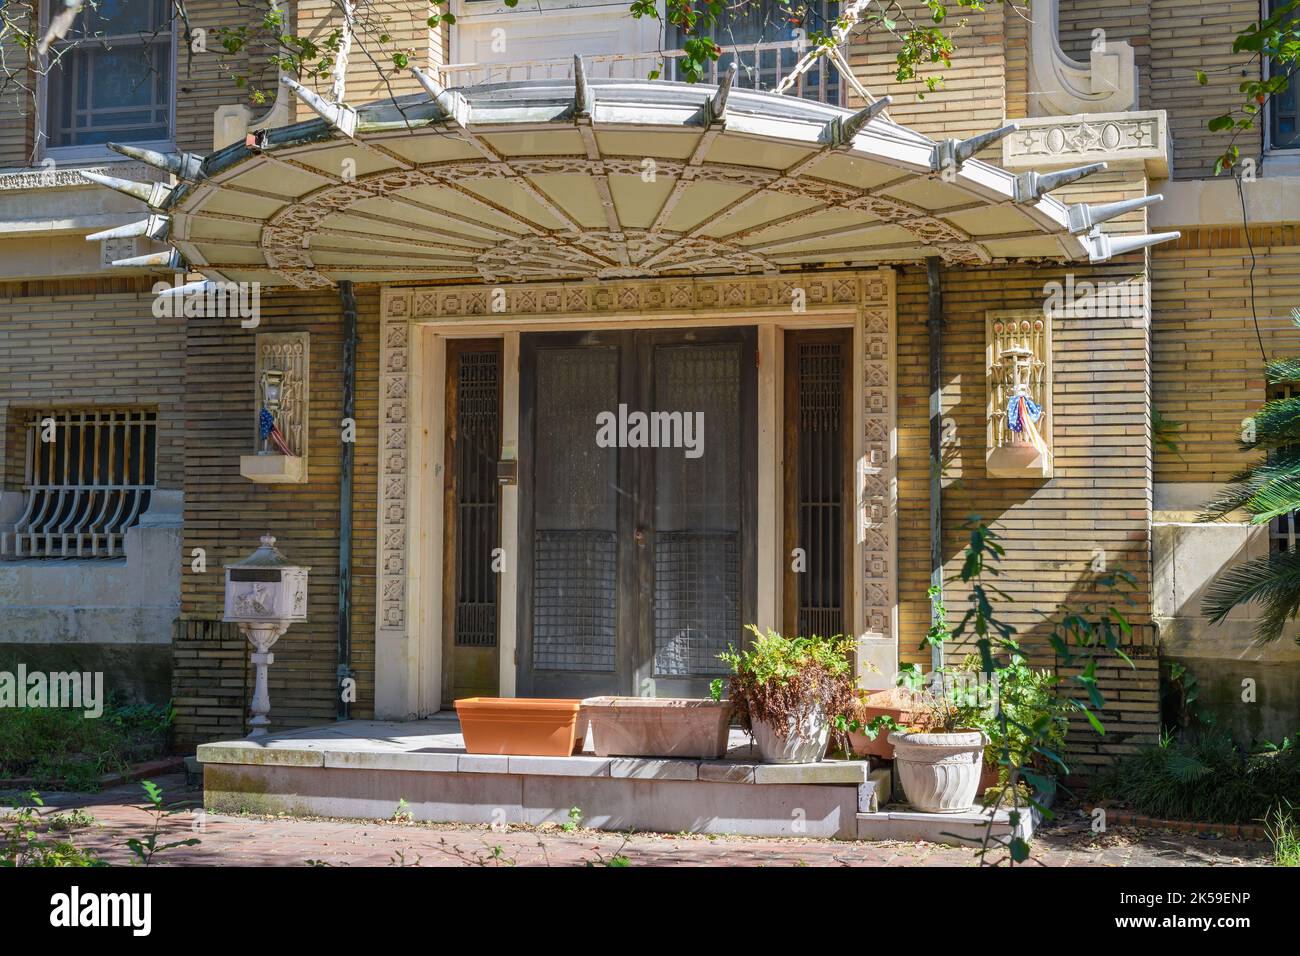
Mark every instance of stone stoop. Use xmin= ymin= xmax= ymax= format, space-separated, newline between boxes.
xmin=198 ymin=725 xmax=884 ymax=840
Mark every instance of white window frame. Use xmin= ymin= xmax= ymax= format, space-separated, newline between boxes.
xmin=37 ymin=0 xmax=178 ymax=165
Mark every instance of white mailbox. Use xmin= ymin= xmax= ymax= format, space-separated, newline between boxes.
xmin=223 ymin=534 xmax=310 ymax=736
xmin=224 ymin=534 xmax=309 ymax=623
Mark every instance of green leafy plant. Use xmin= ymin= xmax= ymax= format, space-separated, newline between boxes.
xmin=943 ymin=517 xmax=1136 ymax=865
xmin=0 ymin=791 xmax=104 ymax=867
xmin=124 ymin=780 xmax=200 ymax=866
xmin=0 ymin=691 xmax=174 ymax=791
xmin=1200 ymin=0 xmax=1300 ymax=174
xmin=1161 ymin=660 xmax=1213 ymax=733
xmin=720 ymin=625 xmax=856 ymax=746
xmin=1200 ymin=361 xmax=1300 ymax=645
xmin=949 ymin=653 xmax=1070 ymax=787
xmin=1094 ymin=731 xmax=1300 ymax=824
xmin=1266 ymin=801 xmax=1299 ymax=866
xmin=562 ymin=806 xmax=583 ymax=833
xmin=708 ymin=678 xmax=724 ymax=702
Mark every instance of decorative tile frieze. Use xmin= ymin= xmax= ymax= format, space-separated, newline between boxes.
xmin=407 ymin=273 xmax=878 ymax=321
xmin=376 ymin=294 xmax=412 ymax=630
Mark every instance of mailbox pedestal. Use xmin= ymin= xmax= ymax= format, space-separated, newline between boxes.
xmin=224 ymin=535 xmax=309 ymax=737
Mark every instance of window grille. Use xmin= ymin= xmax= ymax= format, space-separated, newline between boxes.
xmin=2 ymin=409 xmax=157 ymax=559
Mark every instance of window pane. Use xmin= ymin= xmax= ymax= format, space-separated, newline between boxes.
xmin=1272 ymin=0 xmax=1300 ymax=148
xmin=47 ymin=0 xmax=172 ymax=148
xmin=665 ymin=1 xmax=841 ymax=103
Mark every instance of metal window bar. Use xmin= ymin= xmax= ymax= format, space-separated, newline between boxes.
xmin=1 ymin=409 xmax=157 ymax=559
xmin=796 ymin=342 xmax=844 ymax=638
xmin=1269 ymin=382 xmax=1299 ymax=552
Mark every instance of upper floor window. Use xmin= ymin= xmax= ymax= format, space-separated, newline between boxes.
xmin=666 ymin=0 xmax=842 ymax=104
xmin=446 ymin=0 xmax=841 ymax=105
xmin=1268 ymin=0 xmax=1299 ymax=149
xmin=42 ymin=0 xmax=175 ymax=157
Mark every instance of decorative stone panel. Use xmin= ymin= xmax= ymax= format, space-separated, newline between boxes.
xmin=1003 ymin=111 xmax=1171 ymax=179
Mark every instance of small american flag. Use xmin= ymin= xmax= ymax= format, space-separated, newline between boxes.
xmin=259 ymin=408 xmax=294 ymax=457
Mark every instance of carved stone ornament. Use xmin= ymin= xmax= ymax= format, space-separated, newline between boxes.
xmin=239 ymin=332 xmax=310 ymax=484
xmin=986 ymin=310 xmax=1053 ymax=479
xmin=1028 ymin=0 xmax=1137 ymax=116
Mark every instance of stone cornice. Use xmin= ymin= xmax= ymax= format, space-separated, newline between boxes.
xmin=0 ymin=161 xmax=166 ymax=192
xmin=1002 ymin=111 xmax=1170 ymax=179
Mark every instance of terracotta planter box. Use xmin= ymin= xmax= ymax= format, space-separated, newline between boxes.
xmin=846 ymin=688 xmax=926 ymax=759
xmin=455 ymin=697 xmax=582 ymax=756
xmin=582 ymin=697 xmax=732 ymax=759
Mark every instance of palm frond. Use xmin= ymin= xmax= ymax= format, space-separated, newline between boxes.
xmin=1199 ymin=448 xmax=1300 ymax=521
xmin=1202 ymin=550 xmax=1300 ymax=644
xmin=1246 ymin=397 xmax=1300 ymax=450
xmin=1164 ymin=753 xmax=1212 ymax=784
xmin=1238 ymin=475 xmax=1300 ymax=524
xmin=1266 ymin=357 xmax=1300 ymax=384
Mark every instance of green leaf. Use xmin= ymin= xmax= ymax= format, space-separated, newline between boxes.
xmin=1196 ymin=70 xmax=1209 ymax=85
xmin=1208 ymin=114 xmax=1236 ymax=132
xmin=1009 ymin=837 xmax=1030 ymax=862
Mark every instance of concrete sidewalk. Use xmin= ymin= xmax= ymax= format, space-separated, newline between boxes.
xmin=9 ymin=772 xmax=1275 ymax=867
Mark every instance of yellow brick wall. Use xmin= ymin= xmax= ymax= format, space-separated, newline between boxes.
xmin=291 ymin=0 xmax=433 ymax=119
xmin=0 ymin=278 xmax=185 ymax=492
xmin=845 ymin=1 xmax=1007 ymax=140
xmin=1152 ymin=229 xmax=1300 ymax=484
xmin=895 ymin=253 xmax=1156 ymax=665
xmin=1149 ymin=0 xmax=1264 ymax=180
xmin=174 ymin=285 xmax=379 ymax=747
xmin=172 ymin=0 xmax=279 ymax=155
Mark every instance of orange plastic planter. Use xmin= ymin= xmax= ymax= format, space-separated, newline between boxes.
xmin=455 ymin=697 xmax=583 ymax=756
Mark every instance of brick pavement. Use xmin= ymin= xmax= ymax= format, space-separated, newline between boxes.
xmin=8 ymin=773 xmax=1274 ymax=868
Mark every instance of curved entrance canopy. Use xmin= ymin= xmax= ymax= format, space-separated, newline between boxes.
xmin=85 ymin=66 xmax=1178 ymax=288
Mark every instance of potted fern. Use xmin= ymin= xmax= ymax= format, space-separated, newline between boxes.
xmin=719 ymin=626 xmax=856 ymax=764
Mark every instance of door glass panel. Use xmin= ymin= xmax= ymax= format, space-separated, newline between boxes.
xmin=651 ymin=343 xmax=741 ymax=677
xmin=532 ymin=347 xmax=618 ymax=672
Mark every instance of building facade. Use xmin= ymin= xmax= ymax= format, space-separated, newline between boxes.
xmin=0 ymin=0 xmax=1295 ymax=755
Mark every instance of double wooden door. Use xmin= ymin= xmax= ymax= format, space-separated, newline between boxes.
xmin=517 ymin=328 xmax=758 ymax=699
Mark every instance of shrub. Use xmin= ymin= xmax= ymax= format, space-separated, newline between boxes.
xmin=0 ymin=697 xmax=174 ymax=791
xmin=1093 ymin=730 xmax=1300 ymax=824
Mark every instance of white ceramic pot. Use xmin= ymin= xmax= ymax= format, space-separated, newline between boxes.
xmin=752 ymin=703 xmax=829 ymax=764
xmin=888 ymin=729 xmax=989 ymax=812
